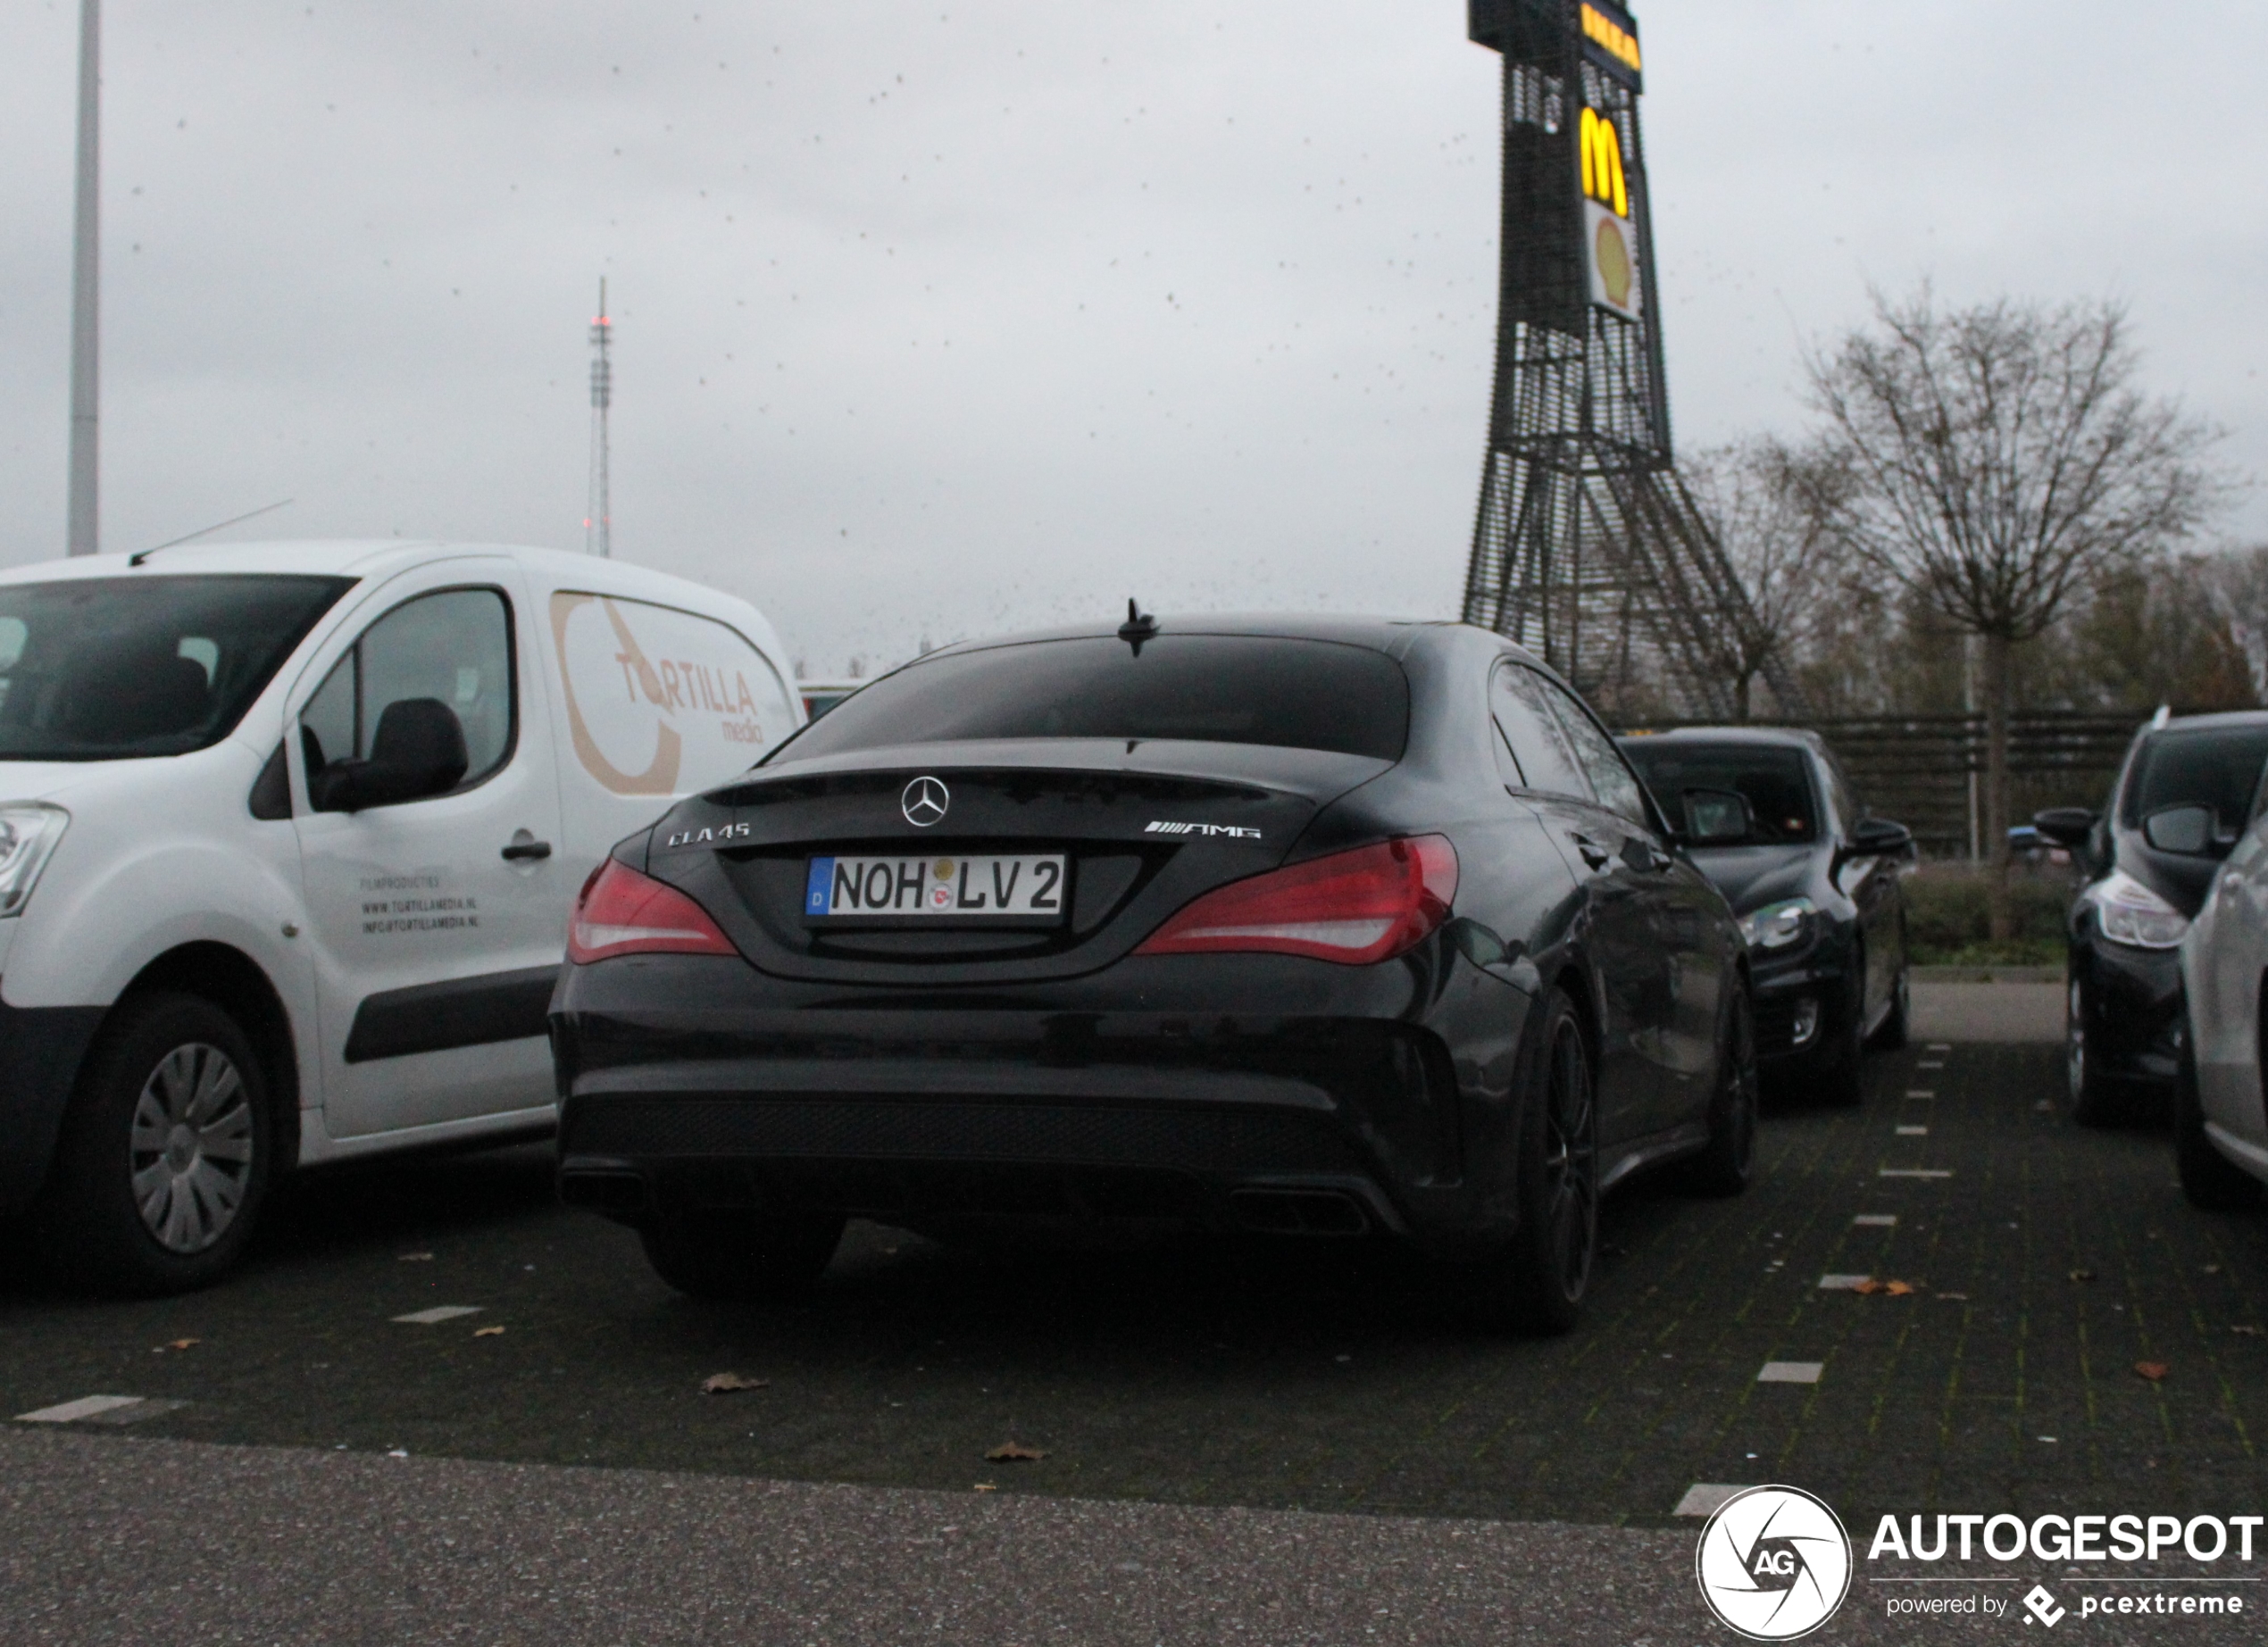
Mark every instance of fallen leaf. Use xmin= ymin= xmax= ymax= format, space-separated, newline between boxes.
xmin=985 ymin=1441 xmax=1046 ymax=1462
xmin=397 ymin=1252 xmax=435 ymax=1262
xmin=972 ymin=1483 xmax=998 ymax=1493
xmin=2069 ymin=1269 xmax=2095 ymax=1283
xmin=702 ymin=1372 xmax=769 ymax=1394
xmin=472 ymin=1326 xmax=505 ymax=1338
xmin=154 ymin=1337 xmax=200 ymax=1352
xmin=2135 ymin=1361 xmax=2170 ymax=1382
xmin=2203 ymin=1263 xmax=2222 ymax=1275
xmin=1885 ymin=1281 xmax=1916 ymax=1297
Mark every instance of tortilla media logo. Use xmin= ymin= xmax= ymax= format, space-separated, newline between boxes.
xmin=1696 ymin=1485 xmax=1853 ymax=1640
xmin=901 ymin=776 xmax=950 ymax=828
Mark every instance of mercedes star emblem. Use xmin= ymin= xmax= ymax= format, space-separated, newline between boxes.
xmin=901 ymin=776 xmax=950 ymax=828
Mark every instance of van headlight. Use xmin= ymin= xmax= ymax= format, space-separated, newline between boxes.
xmin=0 ymin=804 xmax=69 ymax=918
xmin=2085 ymin=869 xmax=2188 ymax=950
xmin=1739 ymin=896 xmax=1816 ymax=951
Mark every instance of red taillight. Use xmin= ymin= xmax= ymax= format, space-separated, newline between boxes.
xmin=1132 ymin=836 xmax=1459 ymax=965
xmin=568 ymin=859 xmax=738 ymax=964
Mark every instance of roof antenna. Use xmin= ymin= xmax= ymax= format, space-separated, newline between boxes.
xmin=129 ymin=497 xmax=295 ymax=566
xmin=1118 ymin=598 xmax=1159 ymax=651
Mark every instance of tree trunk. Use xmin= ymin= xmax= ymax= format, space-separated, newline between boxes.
xmin=1981 ymin=630 xmax=2014 ymax=943
xmin=1732 ymin=669 xmax=1752 ymax=722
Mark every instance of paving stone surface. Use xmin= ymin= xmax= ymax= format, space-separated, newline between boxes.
xmin=3 ymin=1033 xmax=2264 ymax=1538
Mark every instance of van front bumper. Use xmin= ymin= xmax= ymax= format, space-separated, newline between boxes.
xmin=0 ymin=1000 xmax=106 ymax=1215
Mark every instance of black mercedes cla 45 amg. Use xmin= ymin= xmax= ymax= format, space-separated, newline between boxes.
xmin=549 ymin=616 xmax=1757 ymax=1331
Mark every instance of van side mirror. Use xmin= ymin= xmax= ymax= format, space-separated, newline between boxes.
xmin=311 ymin=698 xmax=470 ymax=813
xmin=2031 ymin=807 xmax=2097 ymax=850
xmin=1680 ymin=788 xmax=1754 ymax=845
xmin=2142 ymin=803 xmax=2214 ymax=856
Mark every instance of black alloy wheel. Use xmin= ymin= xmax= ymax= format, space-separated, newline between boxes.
xmin=1686 ymin=984 xmax=1760 ymax=1196
xmin=2174 ymin=1029 xmax=2261 ymax=1210
xmin=29 ymin=992 xmax=274 ymax=1296
xmin=1814 ymin=971 xmax=1866 ymax=1109
xmin=1869 ymin=961 xmax=1911 ymax=1051
xmin=640 ymin=1200 xmax=848 ymax=1302
xmin=1503 ymin=987 xmax=1600 ymax=1334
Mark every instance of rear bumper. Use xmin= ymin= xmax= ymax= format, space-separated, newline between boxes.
xmin=0 ymin=1000 xmax=106 ymax=1216
xmin=549 ymin=945 xmax=1530 ymax=1247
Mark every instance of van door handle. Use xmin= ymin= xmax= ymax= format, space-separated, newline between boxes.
xmin=502 ymin=839 xmax=554 ymax=861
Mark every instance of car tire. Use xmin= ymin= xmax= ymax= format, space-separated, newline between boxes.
xmin=1684 ymin=985 xmax=1759 ymax=1197
xmin=2066 ymin=974 xmax=2122 ymax=1127
xmin=29 ymin=992 xmax=274 ymax=1296
xmin=1498 ymin=988 xmax=1600 ymax=1334
xmin=2175 ymin=1036 xmax=2261 ymax=1210
xmin=640 ymin=1200 xmax=846 ymax=1302
xmin=1815 ymin=979 xmax=1866 ymax=1109
xmin=1868 ymin=962 xmax=1911 ymax=1051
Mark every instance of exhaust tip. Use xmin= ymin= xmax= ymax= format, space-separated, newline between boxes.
xmin=1230 ymin=1188 xmax=1370 ymax=1237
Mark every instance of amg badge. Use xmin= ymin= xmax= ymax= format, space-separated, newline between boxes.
xmin=1145 ymin=821 xmax=1263 ymax=839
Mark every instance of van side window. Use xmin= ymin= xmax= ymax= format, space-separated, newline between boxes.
xmin=301 ymin=589 xmax=515 ymax=794
xmin=1490 ymin=661 xmax=1590 ymax=801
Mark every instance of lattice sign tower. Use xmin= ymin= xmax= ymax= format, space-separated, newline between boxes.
xmin=1461 ymin=0 xmax=1802 ymax=719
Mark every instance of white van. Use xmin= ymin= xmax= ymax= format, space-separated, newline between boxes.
xmin=0 ymin=539 xmax=802 ymax=1292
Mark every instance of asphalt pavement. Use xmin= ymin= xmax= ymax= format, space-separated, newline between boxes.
xmin=4 ymin=986 xmax=2265 ymax=1642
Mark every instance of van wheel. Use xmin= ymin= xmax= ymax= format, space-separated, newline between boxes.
xmin=30 ymin=993 xmax=273 ymax=1295
xmin=640 ymin=1198 xmax=846 ymax=1302
xmin=2176 ymin=1040 xmax=2260 ymax=1210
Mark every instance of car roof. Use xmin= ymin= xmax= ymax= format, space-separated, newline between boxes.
xmin=917 ymin=612 xmax=1459 ymax=661
xmin=1615 ymin=724 xmax=1825 ymax=753
xmin=2150 ymin=711 xmax=2268 ymax=735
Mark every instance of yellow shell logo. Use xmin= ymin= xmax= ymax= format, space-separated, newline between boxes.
xmin=1594 ymin=216 xmax=1633 ymax=310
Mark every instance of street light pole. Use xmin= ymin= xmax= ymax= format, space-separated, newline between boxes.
xmin=66 ymin=0 xmax=100 ymax=557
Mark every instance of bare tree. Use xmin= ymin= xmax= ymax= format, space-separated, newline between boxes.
xmin=1804 ymin=287 xmax=2222 ymax=937
xmin=1682 ymin=437 xmax=1850 ymax=720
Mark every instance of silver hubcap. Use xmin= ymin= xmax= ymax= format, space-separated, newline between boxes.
xmin=129 ymin=1043 xmax=254 ymax=1254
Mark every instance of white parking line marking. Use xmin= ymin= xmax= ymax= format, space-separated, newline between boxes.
xmin=1897 ymin=1125 xmax=1929 ymax=1136
xmin=1852 ymin=1214 xmax=1897 ymax=1227
xmin=1919 ymin=1061 xmax=1945 ymax=1069
xmin=1758 ymin=1361 xmax=1824 ymax=1384
xmin=15 ymin=1395 xmax=144 ymax=1424
xmin=1926 ymin=1043 xmax=1951 ymax=1052
xmin=1880 ymin=1169 xmax=1953 ymax=1179
xmin=1818 ymin=1274 xmax=1874 ymax=1291
xmin=1674 ymin=1484 xmax=1755 ymax=1517
xmin=1905 ymin=1090 xmax=1936 ymax=1099
xmin=392 ymin=1305 xmax=484 ymax=1326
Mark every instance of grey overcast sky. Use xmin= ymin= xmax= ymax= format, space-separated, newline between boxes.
xmin=2 ymin=2 xmax=2260 ymax=676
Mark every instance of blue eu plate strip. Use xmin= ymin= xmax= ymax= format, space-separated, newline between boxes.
xmin=805 ymin=857 xmax=836 ymax=917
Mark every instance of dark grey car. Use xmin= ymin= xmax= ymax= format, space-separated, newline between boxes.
xmin=1619 ymin=728 xmax=1914 ymax=1105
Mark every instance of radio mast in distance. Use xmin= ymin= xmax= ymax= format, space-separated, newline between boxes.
xmin=585 ymin=279 xmax=613 ymax=557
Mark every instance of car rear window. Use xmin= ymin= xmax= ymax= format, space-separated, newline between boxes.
xmin=1619 ymin=739 xmax=1818 ymax=844
xmin=2121 ymin=725 xmax=2268 ymax=831
xmin=774 ymin=635 xmax=1410 ymax=762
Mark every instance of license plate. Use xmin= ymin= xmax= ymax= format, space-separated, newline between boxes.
xmin=803 ymin=853 xmax=1068 ymax=921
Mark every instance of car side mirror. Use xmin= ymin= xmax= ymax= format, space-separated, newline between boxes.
xmin=2031 ymin=806 xmax=2097 ymax=851
xmin=2142 ymin=803 xmax=2215 ymax=856
xmin=310 ymin=697 xmax=470 ymax=813
xmin=1680 ymin=788 xmax=1754 ymax=845
xmin=1845 ymin=816 xmax=1914 ymax=856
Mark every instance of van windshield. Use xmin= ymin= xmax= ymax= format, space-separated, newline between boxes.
xmin=0 ymin=575 xmax=354 ymax=761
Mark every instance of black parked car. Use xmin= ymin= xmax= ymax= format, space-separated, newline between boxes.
xmin=550 ymin=616 xmax=1757 ymax=1331
xmin=2031 ymin=711 xmax=2268 ymax=1124
xmin=1619 ymin=728 xmax=1914 ymax=1105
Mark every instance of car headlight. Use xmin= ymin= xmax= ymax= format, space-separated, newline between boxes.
xmin=0 ymin=803 xmax=67 ymax=919
xmin=1739 ymin=896 xmax=1816 ymax=951
xmin=2086 ymin=869 xmax=2189 ymax=950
